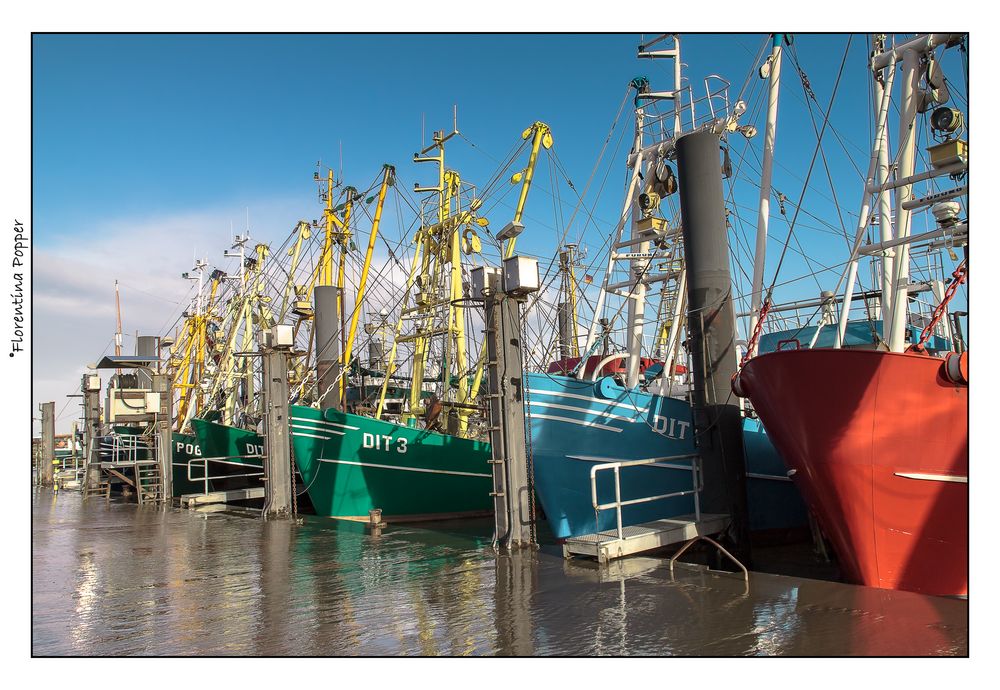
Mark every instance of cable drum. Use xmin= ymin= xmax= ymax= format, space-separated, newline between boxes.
xmin=943 ymin=351 xmax=968 ymax=385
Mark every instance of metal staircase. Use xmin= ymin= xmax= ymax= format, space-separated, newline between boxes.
xmin=135 ymin=461 xmax=164 ymax=504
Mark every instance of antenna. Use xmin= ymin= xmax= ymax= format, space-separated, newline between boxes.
xmin=339 ymin=140 xmax=343 ymax=183
xmin=453 ymin=104 xmax=458 ymax=133
xmin=422 ymin=113 xmax=425 ymax=149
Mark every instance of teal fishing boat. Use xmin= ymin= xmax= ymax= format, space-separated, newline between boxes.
xmin=290 ymin=405 xmax=491 ymax=520
xmin=190 ymin=418 xmax=264 ymax=491
xmin=292 ymin=124 xmax=550 ymax=521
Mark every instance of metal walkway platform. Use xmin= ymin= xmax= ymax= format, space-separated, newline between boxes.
xmin=180 ymin=487 xmax=265 ymax=508
xmin=563 ymin=513 xmax=729 ymax=563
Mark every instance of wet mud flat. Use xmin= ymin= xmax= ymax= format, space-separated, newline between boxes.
xmin=32 ymin=489 xmax=967 ymax=656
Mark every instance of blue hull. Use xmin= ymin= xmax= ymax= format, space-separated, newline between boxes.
xmin=526 ymin=372 xmax=807 ymax=539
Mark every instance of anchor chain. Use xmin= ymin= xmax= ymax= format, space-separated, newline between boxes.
xmin=909 ymin=259 xmax=967 ymax=352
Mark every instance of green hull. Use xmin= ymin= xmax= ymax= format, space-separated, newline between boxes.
xmin=290 ymin=405 xmax=492 ymax=520
xmin=171 ymin=431 xmax=207 ymax=496
xmin=190 ymin=419 xmax=264 ymax=491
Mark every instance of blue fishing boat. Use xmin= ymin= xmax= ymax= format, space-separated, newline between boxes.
xmin=526 ymin=370 xmax=805 ymax=539
xmin=527 ymin=36 xmax=807 ymax=541
xmin=526 ymin=372 xmax=696 ymax=538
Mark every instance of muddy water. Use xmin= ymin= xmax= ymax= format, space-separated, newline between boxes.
xmin=31 ymin=489 xmax=967 ymax=656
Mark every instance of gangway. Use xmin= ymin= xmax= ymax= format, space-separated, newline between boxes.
xmin=562 ymin=454 xmax=732 ymax=564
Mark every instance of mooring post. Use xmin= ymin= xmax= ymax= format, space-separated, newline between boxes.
xmin=476 ymin=257 xmax=539 ymax=550
xmin=676 ymin=130 xmax=752 ymax=565
xmin=39 ymin=401 xmax=55 ymax=487
xmin=31 ymin=438 xmax=40 ymax=483
xmin=151 ymin=371 xmax=173 ymax=500
xmin=261 ymin=325 xmax=293 ymax=519
xmin=313 ymin=286 xmax=342 ymax=411
xmin=81 ymin=373 xmax=102 ymax=492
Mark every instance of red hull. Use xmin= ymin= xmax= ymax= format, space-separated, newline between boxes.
xmin=736 ymin=349 xmax=967 ymax=596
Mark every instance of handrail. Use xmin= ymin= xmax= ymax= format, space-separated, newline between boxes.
xmin=589 ymin=453 xmax=701 ymax=540
xmin=186 ymin=454 xmax=265 ymax=495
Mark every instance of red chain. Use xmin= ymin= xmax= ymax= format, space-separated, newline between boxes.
xmin=739 ymin=298 xmax=771 ymax=369
xmin=911 ymin=260 xmax=967 ymax=351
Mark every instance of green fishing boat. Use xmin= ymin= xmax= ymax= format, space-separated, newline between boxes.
xmin=291 ymin=124 xmax=548 ymax=522
xmin=290 ymin=404 xmax=491 ymax=520
xmin=171 ymin=431 xmax=208 ymax=496
xmin=190 ymin=418 xmax=264 ymax=491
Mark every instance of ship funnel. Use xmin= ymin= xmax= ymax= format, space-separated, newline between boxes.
xmin=314 ymin=286 xmax=342 ymax=410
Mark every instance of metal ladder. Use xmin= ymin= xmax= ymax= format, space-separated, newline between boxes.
xmin=81 ymin=437 xmax=110 ymax=499
xmin=136 ymin=462 xmax=164 ymax=505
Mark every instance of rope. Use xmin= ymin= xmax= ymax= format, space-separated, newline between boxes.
xmin=910 ymin=259 xmax=967 ymax=352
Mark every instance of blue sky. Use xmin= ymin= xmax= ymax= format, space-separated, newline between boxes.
xmin=34 ymin=33 xmax=887 ymax=244
xmin=32 ymin=33 xmax=968 ymax=430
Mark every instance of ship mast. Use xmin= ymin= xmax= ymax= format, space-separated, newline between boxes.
xmin=747 ymin=34 xmax=784 ymax=357
xmin=834 ymin=33 xmax=966 ymax=350
xmin=581 ymin=35 xmax=685 ymax=387
xmin=557 ymin=245 xmax=581 ymax=360
xmin=340 ymin=164 xmax=395 ymax=409
xmin=114 ymin=280 xmax=123 ymax=357
xmin=872 ymin=34 xmax=894 ymax=322
xmin=405 ymin=126 xmax=465 ymax=431
xmin=376 ymin=117 xmax=548 ymax=436
xmin=885 ymin=43 xmax=921 ymax=352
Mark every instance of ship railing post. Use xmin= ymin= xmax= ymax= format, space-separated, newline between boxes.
xmin=614 ymin=465 xmax=623 ymax=541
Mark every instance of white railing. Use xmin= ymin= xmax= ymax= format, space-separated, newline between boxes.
xmin=100 ymin=434 xmax=159 ymax=466
xmin=589 ymin=453 xmax=701 ymax=540
xmin=185 ymin=454 xmax=266 ymax=495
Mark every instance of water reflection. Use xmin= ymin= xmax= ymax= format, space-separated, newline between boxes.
xmin=32 ymin=491 xmax=966 ymax=656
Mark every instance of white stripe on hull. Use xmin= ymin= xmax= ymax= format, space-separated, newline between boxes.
xmin=292 ymin=431 xmax=338 ymax=441
xmin=894 ymin=471 xmax=968 ymax=484
xmin=290 ymin=422 xmax=344 ymax=436
xmin=527 ymin=388 xmax=646 ymax=414
xmin=290 ymin=416 xmax=358 ymax=431
xmin=527 ymin=400 xmax=639 ymax=423
xmin=527 ymin=412 xmax=622 ymax=433
xmin=317 ymin=457 xmax=490 ymax=478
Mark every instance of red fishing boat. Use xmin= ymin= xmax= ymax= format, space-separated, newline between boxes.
xmin=733 ymin=33 xmax=968 ymax=597
xmin=735 ymin=348 xmax=967 ymax=596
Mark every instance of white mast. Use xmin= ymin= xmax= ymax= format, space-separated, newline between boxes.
xmin=623 ymin=110 xmax=648 ymax=389
xmin=748 ymin=34 xmax=783 ymax=357
xmin=836 ymin=33 xmax=964 ymax=349
xmin=872 ymin=35 xmax=894 ymax=322
xmin=886 ymin=45 xmax=921 ymax=352
xmin=835 ymin=47 xmax=896 ymax=348
xmin=114 ymin=279 xmax=123 ymax=357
